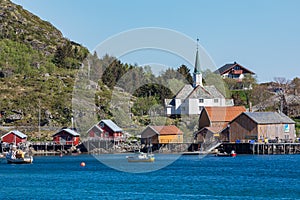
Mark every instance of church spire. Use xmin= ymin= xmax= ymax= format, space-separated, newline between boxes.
xmin=194 ymin=38 xmax=201 ymax=74
xmin=193 ymin=38 xmax=203 ymax=87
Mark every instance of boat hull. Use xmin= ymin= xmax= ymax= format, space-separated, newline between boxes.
xmin=216 ymin=153 xmax=236 ymax=157
xmin=127 ymin=157 xmax=155 ymax=162
xmin=6 ymin=156 xmax=33 ymax=164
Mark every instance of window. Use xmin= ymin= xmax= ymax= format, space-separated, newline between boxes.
xmin=214 ymin=99 xmax=219 ymax=103
xmin=234 ymin=66 xmax=240 ymax=70
xmin=199 ymin=99 xmax=204 ymax=103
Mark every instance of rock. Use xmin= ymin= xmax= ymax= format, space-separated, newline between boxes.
xmin=45 ymin=109 xmax=53 ymax=119
xmin=5 ymin=113 xmax=22 ymax=123
xmin=12 ymin=109 xmax=23 ymax=115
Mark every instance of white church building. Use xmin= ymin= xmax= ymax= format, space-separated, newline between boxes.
xmin=165 ymin=43 xmax=234 ymax=116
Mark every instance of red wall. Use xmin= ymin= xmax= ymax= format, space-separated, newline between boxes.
xmin=2 ymin=132 xmax=26 ymax=144
xmin=53 ymin=131 xmax=80 ymax=145
xmin=88 ymin=124 xmax=123 ymax=140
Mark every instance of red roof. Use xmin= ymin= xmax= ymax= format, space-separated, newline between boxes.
xmin=205 ymin=106 xmax=246 ymax=122
xmin=150 ymin=125 xmax=183 ymax=135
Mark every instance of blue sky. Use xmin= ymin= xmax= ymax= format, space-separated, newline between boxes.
xmin=11 ymin=0 xmax=300 ymax=83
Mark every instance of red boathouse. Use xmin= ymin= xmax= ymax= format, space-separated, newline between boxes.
xmin=87 ymin=119 xmax=123 ymax=142
xmin=1 ymin=130 xmax=27 ymax=145
xmin=52 ymin=128 xmax=80 ymax=145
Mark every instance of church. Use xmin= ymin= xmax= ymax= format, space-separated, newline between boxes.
xmin=165 ymin=43 xmax=234 ymax=116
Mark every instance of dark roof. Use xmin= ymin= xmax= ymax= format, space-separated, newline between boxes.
xmin=242 ymin=112 xmax=295 ymax=124
xmin=215 ymin=62 xmax=255 ymax=75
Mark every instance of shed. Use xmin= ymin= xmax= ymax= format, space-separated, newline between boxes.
xmin=87 ymin=119 xmax=123 ymax=142
xmin=52 ymin=128 xmax=80 ymax=145
xmin=199 ymin=106 xmax=246 ymax=130
xmin=229 ymin=112 xmax=296 ymax=142
xmin=141 ymin=125 xmax=183 ymax=144
xmin=1 ymin=130 xmax=27 ymax=145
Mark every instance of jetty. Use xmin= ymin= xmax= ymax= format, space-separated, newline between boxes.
xmin=219 ymin=142 xmax=300 ymax=155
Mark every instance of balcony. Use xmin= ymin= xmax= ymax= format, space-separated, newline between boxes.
xmin=231 ymin=70 xmax=243 ymax=75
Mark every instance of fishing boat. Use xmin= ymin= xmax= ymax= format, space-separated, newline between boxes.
xmin=126 ymin=151 xmax=155 ymax=162
xmin=6 ymin=147 xmax=33 ymax=164
xmin=216 ymin=150 xmax=237 ymax=157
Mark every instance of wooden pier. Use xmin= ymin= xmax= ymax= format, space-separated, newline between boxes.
xmin=219 ymin=142 xmax=300 ymax=155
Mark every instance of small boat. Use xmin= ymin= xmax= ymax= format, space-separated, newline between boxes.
xmin=6 ymin=149 xmax=33 ymax=164
xmin=126 ymin=151 xmax=155 ymax=162
xmin=216 ymin=150 xmax=237 ymax=157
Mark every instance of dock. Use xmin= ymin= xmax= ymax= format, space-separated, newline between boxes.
xmin=219 ymin=142 xmax=300 ymax=155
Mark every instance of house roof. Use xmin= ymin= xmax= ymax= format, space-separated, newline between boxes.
xmin=242 ymin=112 xmax=295 ymax=124
xmin=101 ymin=119 xmax=123 ymax=132
xmin=215 ymin=62 xmax=255 ymax=75
xmin=205 ymin=106 xmax=246 ymax=122
xmin=53 ymin=128 xmax=80 ymax=137
xmin=1 ymin=130 xmax=27 ymax=139
xmin=202 ymin=126 xmax=224 ymax=133
xmin=149 ymin=125 xmax=183 ymax=135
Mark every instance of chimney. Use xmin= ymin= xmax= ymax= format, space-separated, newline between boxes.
xmin=249 ymin=101 xmax=252 ymax=112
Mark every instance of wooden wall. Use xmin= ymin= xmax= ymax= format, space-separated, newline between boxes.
xmin=159 ymin=135 xmax=183 ymax=144
xmin=230 ymin=113 xmax=296 ymax=142
xmin=229 ymin=113 xmax=257 ymax=142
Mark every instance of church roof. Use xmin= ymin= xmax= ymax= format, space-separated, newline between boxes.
xmin=187 ymin=85 xmax=225 ymax=99
xmin=174 ymin=84 xmax=194 ymax=99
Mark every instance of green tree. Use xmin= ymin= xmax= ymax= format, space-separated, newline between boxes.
xmin=177 ymin=65 xmax=193 ymax=85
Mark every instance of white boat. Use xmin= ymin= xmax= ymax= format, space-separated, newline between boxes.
xmin=6 ymin=149 xmax=33 ymax=164
xmin=126 ymin=151 xmax=155 ymax=162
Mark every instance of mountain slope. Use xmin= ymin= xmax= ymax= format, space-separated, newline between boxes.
xmin=0 ymin=0 xmax=89 ymax=137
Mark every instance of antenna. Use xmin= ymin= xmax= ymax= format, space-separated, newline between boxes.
xmin=196 ymin=38 xmax=199 ymax=50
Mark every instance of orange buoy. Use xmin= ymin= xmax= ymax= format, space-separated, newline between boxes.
xmin=80 ymin=162 xmax=86 ymax=167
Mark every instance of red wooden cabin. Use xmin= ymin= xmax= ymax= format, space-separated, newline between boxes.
xmin=1 ymin=130 xmax=27 ymax=145
xmin=87 ymin=119 xmax=123 ymax=142
xmin=52 ymin=128 xmax=80 ymax=145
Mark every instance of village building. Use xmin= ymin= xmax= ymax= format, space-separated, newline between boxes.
xmin=52 ymin=128 xmax=80 ymax=145
xmin=195 ymin=106 xmax=246 ymax=143
xmin=215 ymin=62 xmax=255 ymax=81
xmin=141 ymin=125 xmax=183 ymax=144
xmin=87 ymin=119 xmax=124 ymax=142
xmin=1 ymin=130 xmax=27 ymax=145
xmin=198 ymin=106 xmax=246 ymax=130
xmin=165 ymin=42 xmax=234 ymax=116
xmin=229 ymin=112 xmax=296 ymax=143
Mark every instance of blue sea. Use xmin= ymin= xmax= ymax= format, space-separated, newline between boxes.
xmin=1 ymin=154 xmax=300 ymax=200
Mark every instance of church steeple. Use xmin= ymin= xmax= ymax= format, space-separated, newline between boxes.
xmin=193 ymin=38 xmax=203 ymax=87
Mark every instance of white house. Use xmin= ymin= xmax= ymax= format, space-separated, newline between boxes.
xmin=215 ymin=62 xmax=255 ymax=81
xmin=165 ymin=44 xmax=234 ymax=116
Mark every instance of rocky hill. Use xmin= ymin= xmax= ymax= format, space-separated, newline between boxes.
xmin=0 ymin=0 xmax=89 ymax=138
